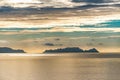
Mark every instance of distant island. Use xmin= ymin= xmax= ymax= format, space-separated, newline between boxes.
xmin=0 ymin=47 xmax=26 ymax=53
xmin=43 ymin=47 xmax=99 ymax=53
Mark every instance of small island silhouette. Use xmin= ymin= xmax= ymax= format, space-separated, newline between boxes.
xmin=44 ymin=47 xmax=99 ymax=53
xmin=0 ymin=47 xmax=26 ymax=53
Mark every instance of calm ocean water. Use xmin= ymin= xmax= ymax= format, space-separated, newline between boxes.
xmin=0 ymin=53 xmax=120 ymax=80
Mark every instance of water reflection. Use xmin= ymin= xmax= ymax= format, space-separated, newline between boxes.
xmin=0 ymin=56 xmax=120 ymax=80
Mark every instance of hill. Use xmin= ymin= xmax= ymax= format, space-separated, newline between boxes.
xmin=0 ymin=47 xmax=25 ymax=53
xmin=44 ymin=47 xmax=99 ymax=53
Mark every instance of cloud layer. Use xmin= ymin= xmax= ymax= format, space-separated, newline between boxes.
xmin=0 ymin=0 xmax=120 ymax=53
xmin=0 ymin=0 xmax=120 ymax=8
xmin=0 ymin=0 xmax=120 ymax=28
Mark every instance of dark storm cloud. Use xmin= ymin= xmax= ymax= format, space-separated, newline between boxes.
xmin=0 ymin=0 xmax=119 ymax=14
xmin=71 ymin=0 xmax=120 ymax=9
xmin=72 ymin=0 xmax=105 ymax=3
xmin=0 ymin=6 xmax=41 ymax=13
xmin=72 ymin=0 xmax=118 ymax=3
xmin=0 ymin=0 xmax=119 ymax=12
xmin=0 ymin=6 xmax=14 ymax=12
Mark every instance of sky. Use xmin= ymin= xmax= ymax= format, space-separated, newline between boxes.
xmin=0 ymin=0 xmax=120 ymax=53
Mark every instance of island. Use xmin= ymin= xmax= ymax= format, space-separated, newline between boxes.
xmin=0 ymin=47 xmax=26 ymax=53
xmin=43 ymin=47 xmax=99 ymax=53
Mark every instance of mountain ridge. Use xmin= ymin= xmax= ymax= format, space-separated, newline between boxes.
xmin=44 ymin=47 xmax=99 ymax=53
xmin=0 ymin=47 xmax=26 ymax=53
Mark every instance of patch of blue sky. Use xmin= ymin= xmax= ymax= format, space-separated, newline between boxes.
xmin=80 ymin=20 xmax=120 ymax=28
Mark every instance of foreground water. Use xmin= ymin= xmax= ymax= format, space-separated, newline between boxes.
xmin=0 ymin=53 xmax=120 ymax=80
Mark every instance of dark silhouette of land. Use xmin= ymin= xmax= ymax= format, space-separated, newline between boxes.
xmin=44 ymin=47 xmax=99 ymax=53
xmin=0 ymin=47 xmax=25 ymax=53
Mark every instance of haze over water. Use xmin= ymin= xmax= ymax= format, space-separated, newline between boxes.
xmin=0 ymin=53 xmax=120 ymax=80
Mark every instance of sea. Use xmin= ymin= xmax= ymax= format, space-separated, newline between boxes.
xmin=0 ymin=53 xmax=120 ymax=80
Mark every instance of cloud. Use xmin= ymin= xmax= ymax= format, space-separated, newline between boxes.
xmin=72 ymin=0 xmax=120 ymax=4
xmin=72 ymin=0 xmax=104 ymax=3
xmin=0 ymin=13 xmax=120 ymax=28
xmin=0 ymin=27 xmax=120 ymax=34
xmin=0 ymin=0 xmax=120 ymax=29
xmin=86 ymin=43 xmax=94 ymax=46
xmin=0 ymin=0 xmax=120 ymax=30
xmin=0 ymin=40 xmax=9 ymax=43
xmin=44 ymin=43 xmax=55 ymax=46
xmin=54 ymin=38 xmax=60 ymax=41
xmin=98 ymin=43 xmax=103 ymax=46
xmin=44 ymin=43 xmax=63 ymax=46
xmin=0 ymin=0 xmax=120 ymax=8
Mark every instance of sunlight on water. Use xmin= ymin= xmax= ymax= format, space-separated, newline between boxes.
xmin=0 ymin=53 xmax=120 ymax=80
